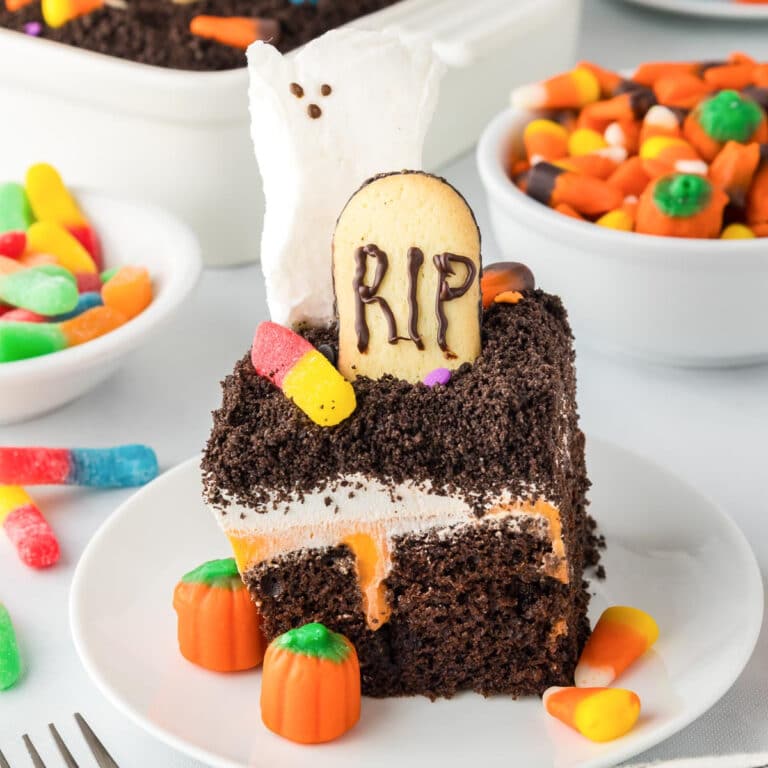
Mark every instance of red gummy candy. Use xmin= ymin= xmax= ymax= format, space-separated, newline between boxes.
xmin=0 ymin=448 xmax=71 ymax=485
xmin=67 ymin=225 xmax=103 ymax=271
xmin=1 ymin=309 xmax=45 ymax=323
xmin=0 ymin=231 xmax=26 ymax=260
xmin=3 ymin=504 xmax=60 ymax=569
xmin=75 ymin=272 xmax=102 ymax=294
xmin=251 ymin=322 xmax=313 ymax=388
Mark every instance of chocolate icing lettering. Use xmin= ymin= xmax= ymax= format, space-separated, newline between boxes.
xmin=433 ymin=253 xmax=477 ymax=354
xmin=353 ymin=245 xmax=397 ymax=352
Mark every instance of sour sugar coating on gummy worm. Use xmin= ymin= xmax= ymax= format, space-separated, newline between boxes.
xmin=0 ymin=486 xmax=60 ymax=569
xmin=173 ymin=558 xmax=266 ymax=673
xmin=251 ymin=322 xmax=356 ymax=427
xmin=543 ymin=686 xmax=641 ymax=743
xmin=0 ymin=445 xmax=158 ymax=488
xmin=575 ymin=606 xmax=659 ymax=688
xmin=261 ymin=622 xmax=361 ymax=745
xmin=0 ymin=603 xmax=22 ymax=691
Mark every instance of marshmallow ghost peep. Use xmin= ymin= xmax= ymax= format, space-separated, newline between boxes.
xmin=247 ymin=29 xmax=444 ymax=327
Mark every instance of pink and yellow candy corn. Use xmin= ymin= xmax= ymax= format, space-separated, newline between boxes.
xmin=543 ymin=686 xmax=641 ymax=743
xmin=0 ymin=486 xmax=60 ymax=569
xmin=251 ymin=322 xmax=356 ymax=427
xmin=575 ymin=606 xmax=659 ymax=688
xmin=24 ymin=163 xmax=86 ymax=227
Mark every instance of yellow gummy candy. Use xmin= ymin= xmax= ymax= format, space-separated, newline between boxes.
xmin=25 ymin=163 xmax=87 ymax=227
xmin=0 ymin=486 xmax=32 ymax=524
xmin=282 ymin=350 xmax=356 ymax=427
xmin=721 ymin=223 xmax=756 ymax=240
xmin=26 ymin=222 xmax=97 ymax=274
xmin=596 ymin=209 xmax=634 ymax=231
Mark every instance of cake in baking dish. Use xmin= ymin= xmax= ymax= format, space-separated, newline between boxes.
xmin=202 ymin=170 xmax=595 ymax=699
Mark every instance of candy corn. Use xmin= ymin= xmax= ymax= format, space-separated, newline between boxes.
xmin=746 ymin=162 xmax=768 ymax=225
xmin=5 ymin=0 xmax=36 ymax=11
xmin=527 ymin=162 xmax=623 ymax=216
xmin=189 ymin=15 xmax=280 ymax=50
xmin=639 ymin=136 xmax=707 ymax=178
xmin=555 ymin=154 xmax=620 ymax=179
xmin=251 ymin=322 xmax=356 ymax=427
xmin=480 ymin=262 xmax=535 ymax=309
xmin=577 ymin=61 xmax=622 ymax=97
xmin=575 ymin=606 xmax=659 ymax=687
xmin=596 ymin=209 xmax=634 ymax=231
xmin=25 ymin=163 xmax=86 ymax=227
xmin=653 ymin=73 xmax=712 ymax=110
xmin=543 ymin=686 xmax=641 ymax=743
xmin=632 ymin=61 xmax=698 ymax=87
xmin=41 ymin=0 xmax=122 ymax=28
xmin=523 ymin=119 xmax=569 ymax=165
xmin=0 ymin=603 xmax=22 ymax=690
xmin=721 ymin=223 xmax=756 ymax=239
xmin=709 ymin=141 xmax=761 ymax=206
xmin=607 ymin=157 xmax=651 ymax=197
xmin=639 ymin=105 xmax=682 ymax=145
xmin=0 ymin=445 xmax=158 ymax=488
xmin=0 ymin=486 xmax=60 ymax=569
xmin=512 ymin=66 xmax=600 ymax=111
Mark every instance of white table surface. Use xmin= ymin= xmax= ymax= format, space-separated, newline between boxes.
xmin=2 ymin=1 xmax=767 ymax=765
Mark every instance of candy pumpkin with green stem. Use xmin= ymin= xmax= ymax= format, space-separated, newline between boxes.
xmin=261 ymin=622 xmax=361 ymax=744
xmin=173 ymin=558 xmax=266 ymax=672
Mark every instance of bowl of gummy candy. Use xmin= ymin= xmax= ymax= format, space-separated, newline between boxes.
xmin=477 ymin=53 xmax=768 ymax=367
xmin=0 ymin=163 xmax=201 ymax=423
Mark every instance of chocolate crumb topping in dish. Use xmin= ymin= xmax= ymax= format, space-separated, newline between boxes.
xmin=202 ymin=292 xmax=584 ymax=516
xmin=0 ymin=0 xmax=402 ymax=71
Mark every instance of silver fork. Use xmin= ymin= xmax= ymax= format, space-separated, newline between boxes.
xmin=0 ymin=714 xmax=119 ymax=768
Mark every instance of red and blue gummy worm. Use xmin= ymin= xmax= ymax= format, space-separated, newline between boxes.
xmin=0 ymin=445 xmax=158 ymax=488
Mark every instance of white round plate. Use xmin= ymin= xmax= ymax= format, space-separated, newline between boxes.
xmin=620 ymin=0 xmax=768 ymax=19
xmin=70 ymin=440 xmax=763 ymax=768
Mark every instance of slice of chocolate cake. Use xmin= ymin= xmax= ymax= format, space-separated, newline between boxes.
xmin=203 ymin=289 xmax=591 ymax=699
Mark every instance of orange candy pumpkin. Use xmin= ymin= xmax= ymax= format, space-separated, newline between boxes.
xmin=173 ymin=558 xmax=266 ymax=673
xmin=261 ymin=622 xmax=361 ymax=744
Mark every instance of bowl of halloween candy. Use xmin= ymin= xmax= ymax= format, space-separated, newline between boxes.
xmin=477 ymin=53 xmax=768 ymax=366
xmin=0 ymin=164 xmax=201 ymax=423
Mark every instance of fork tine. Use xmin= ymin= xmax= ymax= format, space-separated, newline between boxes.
xmin=0 ymin=748 xmax=10 ymax=768
xmin=73 ymin=715 xmax=119 ymax=768
xmin=22 ymin=735 xmax=46 ymax=768
xmin=48 ymin=725 xmax=79 ymax=768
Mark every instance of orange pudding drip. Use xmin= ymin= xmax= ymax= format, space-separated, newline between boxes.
xmin=227 ymin=497 xmax=567 ymax=631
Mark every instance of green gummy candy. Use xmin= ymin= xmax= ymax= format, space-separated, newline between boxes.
xmin=0 ymin=321 xmax=66 ymax=363
xmin=0 ymin=268 xmax=79 ymax=316
xmin=697 ymin=90 xmax=763 ymax=144
xmin=0 ymin=183 xmax=35 ymax=234
xmin=0 ymin=604 xmax=22 ymax=691
xmin=653 ymin=174 xmax=713 ymax=218
xmin=34 ymin=264 xmax=77 ymax=285
xmin=100 ymin=267 xmax=118 ymax=284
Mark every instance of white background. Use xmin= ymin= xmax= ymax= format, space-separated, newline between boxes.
xmin=1 ymin=0 xmax=767 ymax=764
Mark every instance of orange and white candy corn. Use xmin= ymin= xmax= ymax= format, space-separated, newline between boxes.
xmin=511 ymin=66 xmax=600 ymax=111
xmin=543 ymin=686 xmax=641 ymax=743
xmin=575 ymin=606 xmax=659 ymax=688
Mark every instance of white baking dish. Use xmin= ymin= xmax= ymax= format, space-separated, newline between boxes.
xmin=0 ymin=0 xmax=581 ymax=266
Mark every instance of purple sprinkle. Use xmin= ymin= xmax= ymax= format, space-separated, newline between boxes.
xmin=24 ymin=21 xmax=42 ymax=36
xmin=423 ymin=367 xmax=451 ymax=387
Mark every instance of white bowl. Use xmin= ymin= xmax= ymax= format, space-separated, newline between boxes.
xmin=477 ymin=106 xmax=768 ymax=367
xmin=0 ymin=190 xmax=201 ymax=424
xmin=0 ymin=0 xmax=581 ymax=266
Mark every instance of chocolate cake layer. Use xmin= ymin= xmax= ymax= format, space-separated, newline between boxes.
xmin=246 ymin=516 xmax=590 ymax=699
xmin=203 ymin=293 xmax=585 ymax=518
xmin=1 ymin=0 xmax=400 ymax=71
xmin=203 ymin=291 xmax=596 ymax=698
